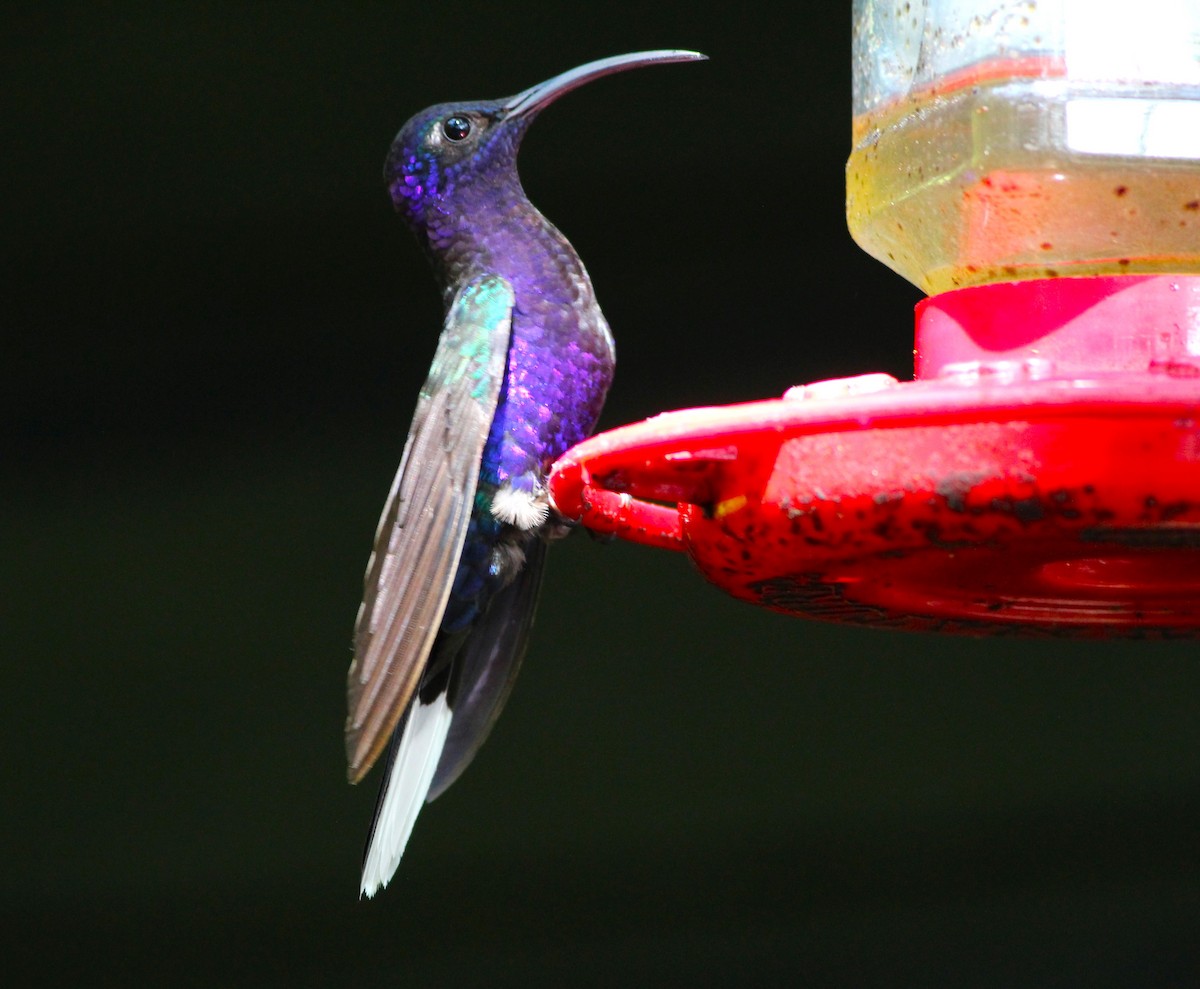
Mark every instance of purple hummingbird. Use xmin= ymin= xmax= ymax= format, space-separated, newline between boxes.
xmin=346 ymin=50 xmax=706 ymax=896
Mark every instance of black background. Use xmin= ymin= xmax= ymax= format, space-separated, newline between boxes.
xmin=7 ymin=3 xmax=1200 ymax=986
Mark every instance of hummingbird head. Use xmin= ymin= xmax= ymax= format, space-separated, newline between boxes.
xmin=384 ymin=98 xmax=520 ymax=226
xmin=384 ymin=50 xmax=706 ymax=232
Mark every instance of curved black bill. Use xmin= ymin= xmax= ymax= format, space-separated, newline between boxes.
xmin=502 ymin=50 xmax=707 ymax=118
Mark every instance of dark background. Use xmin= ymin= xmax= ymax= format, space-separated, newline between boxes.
xmin=7 ymin=4 xmax=1200 ymax=986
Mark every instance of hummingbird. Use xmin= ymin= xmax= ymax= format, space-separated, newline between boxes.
xmin=346 ymin=50 xmax=706 ymax=897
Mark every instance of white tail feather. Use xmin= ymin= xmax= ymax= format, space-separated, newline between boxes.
xmin=360 ymin=694 xmax=453 ymax=897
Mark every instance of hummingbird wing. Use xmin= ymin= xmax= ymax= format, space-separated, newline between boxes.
xmin=345 ymin=274 xmax=515 ymax=784
xmin=427 ymin=534 xmax=549 ymax=800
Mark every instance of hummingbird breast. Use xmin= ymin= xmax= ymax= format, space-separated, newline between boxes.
xmin=462 ymin=208 xmax=616 ymax=493
xmin=439 ymin=216 xmax=614 ymax=636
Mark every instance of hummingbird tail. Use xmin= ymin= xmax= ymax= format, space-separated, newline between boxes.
xmin=357 ymin=536 xmax=548 ymax=896
xmin=428 ymin=535 xmax=547 ymax=800
xmin=359 ymin=693 xmax=452 ymax=898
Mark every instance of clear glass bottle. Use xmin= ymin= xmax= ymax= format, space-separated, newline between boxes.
xmin=848 ymin=0 xmax=1200 ymax=295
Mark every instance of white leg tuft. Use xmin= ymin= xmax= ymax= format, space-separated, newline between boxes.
xmin=490 ymin=485 xmax=549 ymax=530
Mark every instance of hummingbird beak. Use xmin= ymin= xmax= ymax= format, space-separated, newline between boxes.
xmin=501 ymin=50 xmax=707 ymax=120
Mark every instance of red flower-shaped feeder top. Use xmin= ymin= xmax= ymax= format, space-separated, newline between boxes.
xmin=548 ymin=275 xmax=1200 ymax=636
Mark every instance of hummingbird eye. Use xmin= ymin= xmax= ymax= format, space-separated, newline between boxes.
xmin=442 ymin=116 xmax=472 ymax=142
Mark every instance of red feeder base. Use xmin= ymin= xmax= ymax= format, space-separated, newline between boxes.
xmin=548 ymin=275 xmax=1200 ymax=636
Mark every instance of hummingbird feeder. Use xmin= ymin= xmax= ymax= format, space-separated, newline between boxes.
xmin=548 ymin=0 xmax=1200 ymax=635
